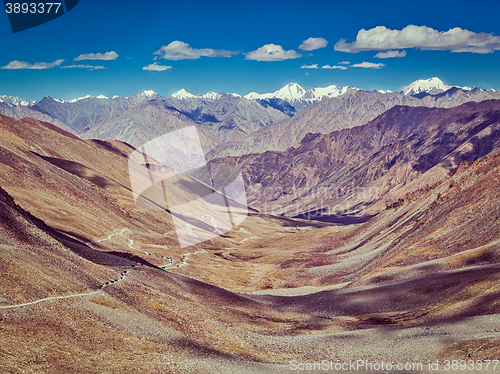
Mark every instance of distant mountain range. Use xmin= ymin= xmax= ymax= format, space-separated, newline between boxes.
xmin=206 ymin=82 xmax=500 ymax=160
xmin=1 ymin=78 xmax=500 ymax=155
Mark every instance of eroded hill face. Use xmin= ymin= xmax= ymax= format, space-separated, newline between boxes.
xmin=1 ymin=110 xmax=500 ymax=372
xmin=208 ymin=100 xmax=500 ymax=219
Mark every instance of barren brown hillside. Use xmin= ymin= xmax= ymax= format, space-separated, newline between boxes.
xmin=209 ymin=99 xmax=500 ymax=218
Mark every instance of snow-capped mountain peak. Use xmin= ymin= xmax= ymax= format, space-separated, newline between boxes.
xmin=171 ymin=89 xmax=196 ymax=99
xmin=302 ymin=85 xmax=352 ymax=101
xmin=244 ymin=83 xmax=305 ymax=101
xmin=274 ymin=83 xmax=306 ymax=100
xmin=137 ymin=90 xmax=158 ymax=99
xmin=403 ymin=77 xmax=451 ymax=96
xmin=198 ymin=91 xmax=222 ymax=100
xmin=244 ymin=83 xmax=353 ymax=103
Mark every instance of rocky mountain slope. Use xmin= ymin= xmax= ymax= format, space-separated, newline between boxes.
xmin=32 ymin=90 xmax=163 ymax=133
xmin=78 ymin=99 xmax=221 ymax=151
xmin=0 ymin=102 xmax=75 ymax=134
xmin=206 ymin=99 xmax=500 ymax=218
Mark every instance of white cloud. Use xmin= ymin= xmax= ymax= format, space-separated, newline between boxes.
xmin=299 ymin=37 xmax=328 ymax=51
xmin=74 ymin=51 xmax=119 ymax=61
xmin=335 ymin=25 xmax=500 ymax=54
xmin=301 ymin=64 xmax=318 ymax=69
xmin=338 ymin=61 xmax=350 ymax=65
xmin=374 ymin=50 xmax=406 ymax=58
xmin=61 ymin=64 xmax=107 ymax=70
xmin=1 ymin=59 xmax=64 ymax=69
xmin=351 ymin=61 xmax=386 ymax=69
xmin=154 ymin=41 xmax=237 ymax=60
xmin=322 ymin=65 xmax=347 ymax=70
xmin=246 ymin=44 xmax=302 ymax=61
xmin=142 ymin=62 xmax=172 ymax=71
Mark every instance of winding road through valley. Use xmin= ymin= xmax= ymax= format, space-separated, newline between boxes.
xmin=0 ymin=267 xmax=133 ymax=310
xmin=0 ymin=228 xmax=206 ymax=310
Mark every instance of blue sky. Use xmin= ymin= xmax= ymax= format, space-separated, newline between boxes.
xmin=1 ymin=0 xmax=499 ymax=100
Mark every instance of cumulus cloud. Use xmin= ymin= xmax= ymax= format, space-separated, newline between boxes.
xmin=74 ymin=51 xmax=119 ymax=61
xmin=335 ymin=25 xmax=500 ymax=54
xmin=338 ymin=61 xmax=350 ymax=64
xmin=299 ymin=37 xmax=328 ymax=51
xmin=374 ymin=50 xmax=406 ymax=58
xmin=1 ymin=59 xmax=64 ymax=69
xmin=154 ymin=41 xmax=237 ymax=60
xmin=246 ymin=44 xmax=302 ymax=61
xmin=142 ymin=62 xmax=172 ymax=71
xmin=322 ymin=65 xmax=347 ymax=70
xmin=301 ymin=64 xmax=318 ymax=69
xmin=351 ymin=61 xmax=386 ymax=69
xmin=61 ymin=64 xmax=107 ymax=70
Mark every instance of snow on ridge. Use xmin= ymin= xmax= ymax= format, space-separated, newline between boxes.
xmin=274 ymin=83 xmax=306 ymax=100
xmin=244 ymin=91 xmax=272 ymax=100
xmin=244 ymin=83 xmax=304 ymax=101
xmin=245 ymin=83 xmax=352 ymax=102
xmin=303 ymin=85 xmax=352 ymax=101
xmin=198 ymin=91 xmax=222 ymax=100
xmin=171 ymin=89 xmax=240 ymax=100
xmin=0 ymin=95 xmax=37 ymax=106
xmin=68 ymin=95 xmax=92 ymax=103
xmin=403 ymin=77 xmax=451 ymax=96
xmin=50 ymin=94 xmax=110 ymax=103
xmin=139 ymin=90 xmax=158 ymax=98
xmin=402 ymin=77 xmax=493 ymax=96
